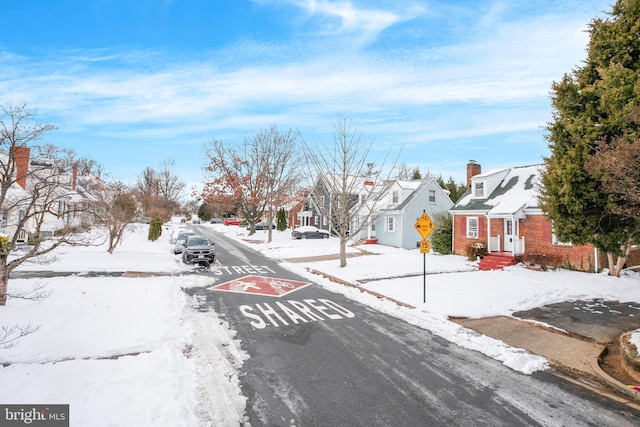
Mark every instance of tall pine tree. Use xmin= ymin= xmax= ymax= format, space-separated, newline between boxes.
xmin=540 ymin=0 xmax=640 ymax=276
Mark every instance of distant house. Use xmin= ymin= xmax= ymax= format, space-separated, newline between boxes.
xmin=2 ymin=146 xmax=89 ymax=241
xmin=301 ymin=173 xmax=454 ymax=249
xmin=0 ymin=182 xmax=31 ymax=244
xmin=302 ymin=174 xmax=364 ymax=233
xmin=450 ymin=161 xmax=606 ymax=272
xmin=359 ymin=179 xmax=454 ymax=249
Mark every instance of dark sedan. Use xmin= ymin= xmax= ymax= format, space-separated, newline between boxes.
xmin=291 ymin=226 xmax=330 ymax=239
xmin=248 ymin=222 xmax=276 ymax=231
xmin=182 ymin=235 xmax=215 ymax=266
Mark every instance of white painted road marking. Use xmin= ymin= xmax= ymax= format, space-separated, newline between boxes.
xmin=239 ymin=298 xmax=356 ymax=329
xmin=210 ymin=275 xmax=310 ymax=297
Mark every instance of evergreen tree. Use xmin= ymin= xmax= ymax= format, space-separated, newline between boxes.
xmin=430 ymin=212 xmax=452 ymax=254
xmin=148 ymin=214 xmax=162 ymax=241
xmin=540 ymin=0 xmax=640 ymax=276
xmin=435 ymin=176 xmax=467 ymax=204
xmin=198 ymin=202 xmax=212 ymax=222
xmin=277 ymin=208 xmax=287 ymax=231
xmin=411 ymin=166 xmax=422 ymax=180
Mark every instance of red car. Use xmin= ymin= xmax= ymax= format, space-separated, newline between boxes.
xmin=223 ymin=218 xmax=241 ymax=226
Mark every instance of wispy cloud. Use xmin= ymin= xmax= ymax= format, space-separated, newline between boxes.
xmin=0 ymin=0 xmax=611 ymax=183
xmin=256 ymin=0 xmax=426 ymax=45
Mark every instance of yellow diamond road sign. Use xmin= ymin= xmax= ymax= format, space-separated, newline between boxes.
xmin=414 ymin=212 xmax=435 ymax=239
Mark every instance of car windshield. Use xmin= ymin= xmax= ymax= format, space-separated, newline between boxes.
xmin=187 ymin=237 xmax=209 ymax=246
xmin=177 ymin=232 xmax=194 ymax=240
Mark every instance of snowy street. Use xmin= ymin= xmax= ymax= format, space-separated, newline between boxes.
xmin=1 ymin=221 xmax=640 ymax=425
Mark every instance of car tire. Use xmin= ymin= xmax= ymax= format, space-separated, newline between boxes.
xmin=302 ymin=234 xmax=307 ymax=239
xmin=323 ymin=234 xmax=329 ymax=239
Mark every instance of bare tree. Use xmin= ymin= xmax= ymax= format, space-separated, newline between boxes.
xmin=156 ymin=159 xmax=186 ymax=203
xmin=587 ymin=110 xmax=640 ymax=220
xmin=301 ymin=118 xmax=398 ymax=267
xmin=93 ymin=180 xmax=138 ymax=253
xmin=135 ymin=160 xmax=185 ymax=220
xmin=136 ymin=166 xmax=159 ymax=212
xmin=252 ymin=126 xmax=302 ymax=242
xmin=1 ymin=323 xmax=40 ymax=349
xmin=201 ymin=126 xmax=302 ymax=239
xmin=0 ymin=103 xmax=96 ymax=306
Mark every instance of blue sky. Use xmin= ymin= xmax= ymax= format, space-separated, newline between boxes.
xmin=0 ymin=0 xmax=613 ymax=194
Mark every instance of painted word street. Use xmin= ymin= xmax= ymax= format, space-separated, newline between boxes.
xmin=211 ymin=264 xmax=277 ymax=276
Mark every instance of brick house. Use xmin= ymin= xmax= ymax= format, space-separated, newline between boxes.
xmin=450 ymin=161 xmax=607 ymax=272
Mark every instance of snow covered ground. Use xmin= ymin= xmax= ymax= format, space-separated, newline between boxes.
xmin=2 ymin=220 xmax=640 ymax=426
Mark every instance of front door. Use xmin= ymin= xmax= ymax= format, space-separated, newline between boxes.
xmin=503 ymin=219 xmax=517 ymax=252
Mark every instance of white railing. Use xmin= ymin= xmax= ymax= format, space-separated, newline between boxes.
xmin=16 ymin=229 xmax=28 ymax=244
xmin=515 ymin=237 xmax=525 ymax=254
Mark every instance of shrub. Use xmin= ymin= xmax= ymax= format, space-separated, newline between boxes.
xmin=520 ymin=252 xmax=564 ymax=271
xmin=430 ymin=212 xmax=452 ymax=254
xmin=148 ymin=215 xmax=162 ymax=241
xmin=464 ymin=241 xmax=487 ymax=261
xmin=277 ymin=208 xmax=287 ymax=231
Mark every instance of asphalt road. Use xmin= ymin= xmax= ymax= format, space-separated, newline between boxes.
xmin=188 ymin=226 xmax=640 ymax=426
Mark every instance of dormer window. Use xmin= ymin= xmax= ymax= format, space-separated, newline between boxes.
xmin=392 ymin=191 xmax=399 ymax=203
xmin=473 ymin=181 xmax=485 ymax=198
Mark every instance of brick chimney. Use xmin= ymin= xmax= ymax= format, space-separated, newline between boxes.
xmin=466 ymin=160 xmax=481 ymax=188
xmin=13 ymin=146 xmax=30 ymax=189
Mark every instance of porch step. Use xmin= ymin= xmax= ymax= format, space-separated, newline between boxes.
xmin=479 ymin=253 xmax=517 ymax=271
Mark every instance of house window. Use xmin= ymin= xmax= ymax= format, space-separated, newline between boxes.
xmin=386 ymin=216 xmax=395 ymax=232
xmin=18 ymin=208 xmax=25 ymax=223
xmin=429 ymin=190 xmax=436 ymax=203
xmin=1 ymin=209 xmax=7 ymax=229
xmin=552 ymin=228 xmax=572 ymax=246
xmin=320 ymin=195 xmax=325 ymax=206
xmin=314 ymin=215 xmax=319 ymax=226
xmin=322 ymin=216 xmax=327 ymax=226
xmin=392 ymin=191 xmax=399 ymax=203
xmin=466 ymin=217 xmax=478 ymax=238
xmin=474 ymin=182 xmax=484 ymax=198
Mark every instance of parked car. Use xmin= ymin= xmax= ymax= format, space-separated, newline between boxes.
xmin=173 ymin=230 xmax=196 ymax=254
xmin=291 ymin=226 xmax=330 ymax=239
xmin=182 ymin=235 xmax=215 ymax=266
xmin=248 ymin=222 xmax=276 ymax=231
xmin=210 ymin=218 xmax=222 ymax=224
xmin=192 ymin=217 xmax=201 ymax=224
xmin=224 ymin=218 xmax=242 ymax=226
xmin=169 ymin=226 xmax=187 ymax=244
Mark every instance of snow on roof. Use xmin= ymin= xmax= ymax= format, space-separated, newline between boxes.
xmin=474 ymin=167 xmax=510 ymax=179
xmin=395 ymin=180 xmax=423 ymax=190
xmin=453 ymin=164 xmax=543 ymax=216
xmin=487 ymin=165 xmax=542 ymax=216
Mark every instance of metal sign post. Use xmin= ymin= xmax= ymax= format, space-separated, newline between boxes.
xmin=414 ymin=211 xmax=434 ymax=303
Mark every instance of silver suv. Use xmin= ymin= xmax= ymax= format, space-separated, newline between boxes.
xmin=173 ymin=229 xmax=196 ymax=254
xmin=182 ymin=235 xmax=215 ymax=266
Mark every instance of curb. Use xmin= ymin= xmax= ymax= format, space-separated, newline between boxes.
xmin=306 ymin=267 xmax=640 ymax=405
xmin=590 ymin=347 xmax=640 ymax=401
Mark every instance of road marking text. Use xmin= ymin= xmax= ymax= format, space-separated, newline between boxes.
xmin=239 ymin=299 xmax=355 ymax=329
